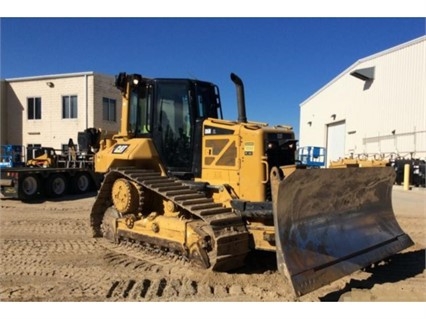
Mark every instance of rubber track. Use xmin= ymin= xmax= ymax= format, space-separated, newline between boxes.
xmin=91 ymin=167 xmax=250 ymax=271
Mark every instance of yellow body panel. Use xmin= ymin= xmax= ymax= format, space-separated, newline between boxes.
xmin=199 ymin=118 xmax=295 ymax=202
xmin=199 ymin=119 xmax=288 ymax=202
xmin=246 ymin=221 xmax=275 ymax=251
xmin=94 ymin=137 xmax=165 ymax=174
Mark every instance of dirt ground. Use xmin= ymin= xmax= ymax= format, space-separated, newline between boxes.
xmin=0 ymin=186 xmax=424 ymax=306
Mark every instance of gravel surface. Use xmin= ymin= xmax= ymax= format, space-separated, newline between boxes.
xmin=0 ymin=186 xmax=424 ymax=315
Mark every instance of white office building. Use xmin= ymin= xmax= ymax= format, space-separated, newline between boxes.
xmin=1 ymin=72 xmax=122 ymax=154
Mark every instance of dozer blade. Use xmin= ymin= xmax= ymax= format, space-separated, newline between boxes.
xmin=270 ymin=166 xmax=413 ymax=297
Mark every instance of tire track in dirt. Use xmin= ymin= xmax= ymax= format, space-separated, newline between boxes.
xmin=97 ymin=241 xmax=293 ymax=301
xmin=0 ymin=217 xmax=293 ymax=301
xmin=1 ymin=191 xmax=424 ymax=302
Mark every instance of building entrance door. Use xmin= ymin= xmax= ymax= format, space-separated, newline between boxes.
xmin=326 ymin=120 xmax=346 ymax=166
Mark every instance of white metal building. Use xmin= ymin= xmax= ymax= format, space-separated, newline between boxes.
xmin=1 ymin=72 xmax=122 ymax=153
xmin=299 ymin=36 xmax=426 ymax=165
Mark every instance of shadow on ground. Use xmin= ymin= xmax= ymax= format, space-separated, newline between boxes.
xmin=2 ymin=191 xmax=97 ymax=204
xmin=319 ymin=249 xmax=426 ymax=301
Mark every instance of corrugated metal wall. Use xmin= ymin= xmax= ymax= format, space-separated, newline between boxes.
xmin=300 ymin=36 xmax=426 ymax=161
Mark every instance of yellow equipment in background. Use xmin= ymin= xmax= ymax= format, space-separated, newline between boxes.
xmin=26 ymin=147 xmax=58 ymax=168
xmin=329 ymin=157 xmax=389 ymax=168
xmin=90 ymin=72 xmax=413 ymax=296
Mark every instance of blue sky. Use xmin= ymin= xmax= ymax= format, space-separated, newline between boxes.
xmin=1 ymin=17 xmax=425 ymax=138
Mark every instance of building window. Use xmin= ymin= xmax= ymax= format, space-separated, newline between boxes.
xmin=62 ymin=95 xmax=78 ymax=119
xmin=27 ymin=97 xmax=42 ymax=119
xmin=103 ymin=97 xmax=116 ymax=122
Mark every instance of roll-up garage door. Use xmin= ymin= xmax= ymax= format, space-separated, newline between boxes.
xmin=326 ymin=121 xmax=346 ymax=166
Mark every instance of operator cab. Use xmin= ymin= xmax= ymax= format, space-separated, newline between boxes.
xmin=116 ymin=73 xmax=222 ymax=178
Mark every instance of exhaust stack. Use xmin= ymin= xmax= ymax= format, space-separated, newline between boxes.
xmin=230 ymin=73 xmax=247 ymax=123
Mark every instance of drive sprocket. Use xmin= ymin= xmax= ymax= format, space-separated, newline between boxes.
xmin=111 ymin=178 xmax=140 ymax=215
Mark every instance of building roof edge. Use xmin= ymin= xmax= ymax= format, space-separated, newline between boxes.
xmin=4 ymin=71 xmax=99 ymax=82
xmin=300 ymin=35 xmax=426 ymax=107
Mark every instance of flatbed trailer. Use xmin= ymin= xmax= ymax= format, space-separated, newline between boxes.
xmin=0 ymin=166 xmax=102 ymax=201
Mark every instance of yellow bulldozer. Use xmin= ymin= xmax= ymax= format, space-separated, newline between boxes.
xmin=90 ymin=72 xmax=413 ymax=296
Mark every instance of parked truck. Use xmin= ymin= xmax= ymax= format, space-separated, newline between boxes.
xmin=0 ymin=129 xmax=104 ymax=201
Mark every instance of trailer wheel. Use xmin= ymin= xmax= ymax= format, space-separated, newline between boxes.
xmin=46 ymin=174 xmax=68 ymax=198
xmin=72 ymin=173 xmax=92 ymax=194
xmin=19 ymin=175 xmax=41 ymax=200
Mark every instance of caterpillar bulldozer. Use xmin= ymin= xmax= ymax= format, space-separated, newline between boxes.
xmin=90 ymin=72 xmax=413 ymax=296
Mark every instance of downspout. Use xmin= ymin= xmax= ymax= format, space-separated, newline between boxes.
xmin=85 ymin=74 xmax=88 ymax=129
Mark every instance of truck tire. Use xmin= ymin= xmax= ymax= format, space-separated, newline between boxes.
xmin=19 ymin=175 xmax=41 ymax=201
xmin=72 ymin=172 xmax=92 ymax=194
xmin=46 ymin=174 xmax=68 ymax=198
